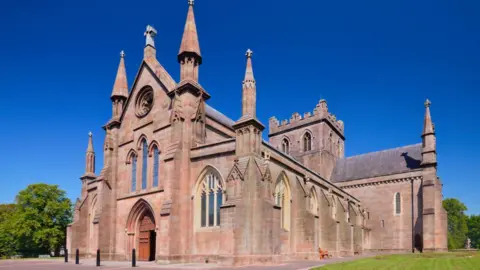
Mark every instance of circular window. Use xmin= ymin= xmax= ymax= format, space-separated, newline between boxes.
xmin=135 ymin=87 xmax=154 ymax=117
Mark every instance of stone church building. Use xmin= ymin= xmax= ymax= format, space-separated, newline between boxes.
xmin=66 ymin=1 xmax=447 ymax=265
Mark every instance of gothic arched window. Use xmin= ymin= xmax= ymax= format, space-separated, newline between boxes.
xmin=303 ymin=132 xmax=312 ymax=152
xmin=197 ymin=171 xmax=224 ymax=228
xmin=142 ymin=140 xmax=148 ymax=190
xmin=395 ymin=192 xmax=401 ymax=215
xmin=153 ymin=146 xmax=159 ymax=187
xmin=282 ymin=138 xmax=290 ymax=155
xmin=131 ymin=155 xmax=137 ymax=192
xmin=274 ymin=174 xmax=291 ymax=230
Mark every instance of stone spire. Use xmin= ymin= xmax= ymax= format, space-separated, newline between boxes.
xmin=110 ymin=50 xmax=128 ymax=99
xmin=84 ymin=132 xmax=96 ymax=177
xmin=110 ymin=51 xmax=129 ymax=119
xmin=422 ymin=99 xmax=434 ymax=136
xmin=178 ymin=0 xmax=202 ymax=81
xmin=421 ymin=99 xmax=436 ymax=165
xmin=242 ymin=49 xmax=256 ymax=118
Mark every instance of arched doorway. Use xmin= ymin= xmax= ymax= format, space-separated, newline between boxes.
xmin=126 ymin=199 xmax=157 ymax=261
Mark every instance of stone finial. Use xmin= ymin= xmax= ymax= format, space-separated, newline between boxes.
xmin=144 ymin=25 xmax=157 ymax=48
xmin=120 ymin=50 xmax=125 ymax=58
xmin=88 ymin=131 xmax=93 ymax=137
xmin=87 ymin=132 xmax=94 ymax=152
xmin=188 ymin=0 xmax=194 ymax=6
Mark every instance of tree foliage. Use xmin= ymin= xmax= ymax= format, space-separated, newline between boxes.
xmin=467 ymin=215 xmax=480 ymax=249
xmin=443 ymin=198 xmax=469 ymax=249
xmin=0 ymin=184 xmax=72 ymax=257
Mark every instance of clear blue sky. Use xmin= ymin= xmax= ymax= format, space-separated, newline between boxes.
xmin=0 ymin=0 xmax=478 ymax=214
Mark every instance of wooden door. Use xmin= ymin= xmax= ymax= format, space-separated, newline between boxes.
xmin=139 ymin=231 xmax=150 ymax=261
xmin=138 ymin=213 xmax=155 ymax=261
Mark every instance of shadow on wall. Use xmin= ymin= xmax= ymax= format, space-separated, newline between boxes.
xmin=401 ymin=152 xmax=421 ymax=169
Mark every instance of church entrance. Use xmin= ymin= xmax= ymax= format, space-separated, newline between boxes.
xmin=138 ymin=212 xmax=156 ymax=261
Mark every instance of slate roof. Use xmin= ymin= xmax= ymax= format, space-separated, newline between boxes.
xmin=331 ymin=143 xmax=423 ymax=183
xmin=205 ymin=104 xmax=235 ymax=128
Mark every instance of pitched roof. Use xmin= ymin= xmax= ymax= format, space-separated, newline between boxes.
xmin=331 ymin=143 xmax=423 ymax=183
xmin=205 ymin=104 xmax=235 ymax=128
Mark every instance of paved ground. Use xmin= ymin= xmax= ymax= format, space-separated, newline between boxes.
xmin=0 ymin=253 xmax=388 ymax=270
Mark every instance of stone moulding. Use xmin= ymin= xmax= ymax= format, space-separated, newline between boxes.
xmin=340 ymin=176 xmax=422 ymax=189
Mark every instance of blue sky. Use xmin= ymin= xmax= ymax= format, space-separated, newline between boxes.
xmin=0 ymin=0 xmax=478 ymax=214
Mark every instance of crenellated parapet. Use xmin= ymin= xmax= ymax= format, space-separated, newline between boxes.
xmin=269 ymin=99 xmax=345 ymax=137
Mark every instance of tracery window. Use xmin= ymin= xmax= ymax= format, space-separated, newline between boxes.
xmin=142 ymin=140 xmax=148 ymax=190
xmin=274 ymin=175 xmax=291 ymax=230
xmin=198 ymin=171 xmax=224 ymax=228
xmin=395 ymin=192 xmax=401 ymax=215
xmin=153 ymin=146 xmax=159 ymax=187
xmin=303 ymin=132 xmax=312 ymax=152
xmin=282 ymin=138 xmax=290 ymax=155
xmin=131 ymin=155 xmax=137 ymax=192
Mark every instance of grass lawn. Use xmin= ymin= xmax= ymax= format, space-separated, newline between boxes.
xmin=314 ymin=252 xmax=480 ymax=270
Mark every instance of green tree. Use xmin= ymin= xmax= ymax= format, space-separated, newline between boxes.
xmin=467 ymin=215 xmax=480 ymax=249
xmin=12 ymin=184 xmax=72 ymax=256
xmin=443 ymin=198 xmax=469 ymax=249
xmin=0 ymin=204 xmax=17 ymax=257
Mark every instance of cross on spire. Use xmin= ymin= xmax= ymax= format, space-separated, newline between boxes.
xmin=424 ymin=99 xmax=431 ymax=108
xmin=188 ymin=0 xmax=194 ymax=6
xmin=246 ymin=49 xmax=253 ymax=58
xmin=144 ymin=25 xmax=157 ymax=48
xmin=88 ymin=131 xmax=93 ymax=137
xmin=120 ymin=50 xmax=125 ymax=58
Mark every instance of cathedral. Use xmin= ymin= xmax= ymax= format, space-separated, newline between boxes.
xmin=66 ymin=1 xmax=448 ymax=265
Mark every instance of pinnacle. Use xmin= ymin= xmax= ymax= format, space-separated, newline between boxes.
xmin=244 ymin=49 xmax=255 ymax=83
xmin=87 ymin=132 xmax=94 ymax=152
xmin=178 ymin=0 xmax=201 ymax=60
xmin=422 ymin=99 xmax=434 ymax=136
xmin=111 ymin=51 xmax=129 ymax=99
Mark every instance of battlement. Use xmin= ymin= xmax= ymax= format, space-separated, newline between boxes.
xmin=269 ymin=99 xmax=344 ymax=137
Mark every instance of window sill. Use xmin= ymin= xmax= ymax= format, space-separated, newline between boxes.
xmin=195 ymin=226 xmax=222 ymax=233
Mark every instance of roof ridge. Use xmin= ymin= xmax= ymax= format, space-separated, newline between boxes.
xmin=342 ymin=143 xmax=422 ymax=160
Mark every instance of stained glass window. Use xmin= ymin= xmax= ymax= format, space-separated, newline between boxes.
xmin=142 ymin=140 xmax=148 ymax=190
xmin=395 ymin=193 xmax=401 ymax=215
xmin=131 ymin=156 xmax=137 ymax=192
xmin=153 ymin=146 xmax=159 ymax=187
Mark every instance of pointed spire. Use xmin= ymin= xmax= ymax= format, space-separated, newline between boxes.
xmin=84 ymin=132 xmax=95 ymax=177
xmin=110 ymin=50 xmax=128 ymax=99
xmin=422 ymin=99 xmax=434 ymax=136
xmin=178 ymin=0 xmax=201 ymax=61
xmin=87 ymin=131 xmax=94 ymax=152
xmin=243 ymin=49 xmax=255 ymax=84
xmin=241 ymin=49 xmax=257 ymax=118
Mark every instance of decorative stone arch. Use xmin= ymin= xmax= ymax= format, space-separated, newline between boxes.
xmin=126 ymin=149 xmax=137 ymax=164
xmin=148 ymin=140 xmax=160 ymax=157
xmin=192 ymin=165 xmax=225 ymax=229
xmin=136 ymin=135 xmax=148 ymax=150
xmin=125 ymin=199 xmax=157 ymax=261
xmin=274 ymin=171 xmax=292 ymax=231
